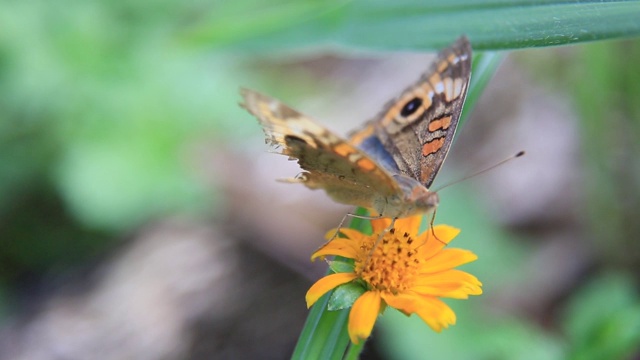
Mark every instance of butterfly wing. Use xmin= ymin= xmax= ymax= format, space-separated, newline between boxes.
xmin=350 ymin=36 xmax=472 ymax=188
xmin=240 ymin=88 xmax=403 ymax=209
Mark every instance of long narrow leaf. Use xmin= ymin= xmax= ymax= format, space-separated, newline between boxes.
xmin=185 ymin=0 xmax=640 ymax=51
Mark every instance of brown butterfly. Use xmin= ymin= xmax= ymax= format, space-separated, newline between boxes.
xmin=240 ymin=36 xmax=471 ymax=221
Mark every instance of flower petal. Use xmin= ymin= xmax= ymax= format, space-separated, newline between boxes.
xmin=381 ymin=291 xmax=459 ymax=333
xmin=413 ymin=296 xmax=457 ymax=332
xmin=324 ymin=228 xmax=367 ymax=241
xmin=413 ymin=270 xmax=483 ymax=298
xmin=348 ymin=290 xmax=382 ymax=344
xmin=381 ymin=291 xmax=420 ymax=314
xmin=419 ymin=248 xmax=478 ymax=273
xmin=431 ymin=225 xmax=460 ymax=244
xmin=311 ymin=239 xmax=360 ymax=260
xmin=420 ymin=225 xmax=461 ymax=258
xmin=306 ymin=272 xmax=357 ymax=308
xmin=394 ymin=214 xmax=423 ymax=236
xmin=370 ymin=217 xmax=392 ymax=233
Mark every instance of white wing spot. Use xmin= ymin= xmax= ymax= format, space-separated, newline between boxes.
xmin=443 ymin=78 xmax=454 ymax=101
xmin=453 ymin=78 xmax=463 ymax=98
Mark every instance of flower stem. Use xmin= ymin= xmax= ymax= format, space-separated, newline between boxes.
xmin=344 ymin=341 xmax=365 ymax=360
xmin=292 ymin=208 xmax=371 ymax=359
xmin=291 ymin=287 xmax=351 ymax=360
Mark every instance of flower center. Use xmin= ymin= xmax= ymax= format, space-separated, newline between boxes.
xmin=355 ymin=228 xmax=421 ymax=294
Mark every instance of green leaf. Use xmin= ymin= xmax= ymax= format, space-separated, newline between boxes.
xmin=458 ymin=50 xmax=504 ymax=130
xmin=328 ymin=282 xmax=366 ymax=311
xmin=563 ymin=273 xmax=640 ymax=360
xmin=185 ymin=0 xmax=640 ymax=51
xmin=329 ymin=260 xmax=355 ymax=274
xmin=340 ymin=0 xmax=640 ymax=50
xmin=292 ymin=289 xmax=351 ymax=360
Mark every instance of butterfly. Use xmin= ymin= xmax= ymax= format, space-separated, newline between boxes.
xmin=240 ymin=36 xmax=471 ymax=221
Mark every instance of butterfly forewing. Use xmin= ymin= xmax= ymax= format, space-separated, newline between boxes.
xmin=350 ymin=37 xmax=472 ymax=189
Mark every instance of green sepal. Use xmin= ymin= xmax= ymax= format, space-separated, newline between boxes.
xmin=328 ymin=259 xmax=355 ymax=274
xmin=328 ymin=282 xmax=366 ymax=311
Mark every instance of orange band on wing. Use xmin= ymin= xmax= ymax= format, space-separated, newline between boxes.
xmin=437 ymin=59 xmax=449 ymax=72
xmin=357 ymin=158 xmax=377 ymax=171
xmin=422 ymin=137 xmax=445 ymax=156
xmin=429 ymin=73 xmax=442 ymax=88
xmin=333 ymin=143 xmax=355 ymax=156
xmin=428 ymin=116 xmax=452 ymax=132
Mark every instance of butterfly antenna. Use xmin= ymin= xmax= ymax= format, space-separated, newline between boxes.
xmin=432 ymin=151 xmax=525 ymax=192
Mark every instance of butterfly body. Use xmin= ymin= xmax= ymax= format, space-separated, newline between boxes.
xmin=241 ymin=36 xmax=471 ymax=219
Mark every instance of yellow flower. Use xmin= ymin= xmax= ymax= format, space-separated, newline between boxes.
xmin=305 ymin=215 xmax=482 ymax=344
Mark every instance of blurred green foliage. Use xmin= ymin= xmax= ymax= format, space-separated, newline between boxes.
xmin=0 ymin=0 xmax=639 ymax=358
xmin=564 ymin=273 xmax=640 ymax=360
xmin=573 ymin=41 xmax=640 ymax=268
xmin=0 ymin=0 xmax=244 ymax=292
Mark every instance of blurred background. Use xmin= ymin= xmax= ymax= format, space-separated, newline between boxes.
xmin=1 ymin=1 xmax=639 ymax=359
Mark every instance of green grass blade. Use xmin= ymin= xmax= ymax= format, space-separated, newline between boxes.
xmin=459 ymin=50 xmax=504 ymax=130
xmin=185 ymin=0 xmax=640 ymax=51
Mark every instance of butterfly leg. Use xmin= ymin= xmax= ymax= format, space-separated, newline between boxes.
xmin=428 ymin=209 xmax=447 ymax=246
